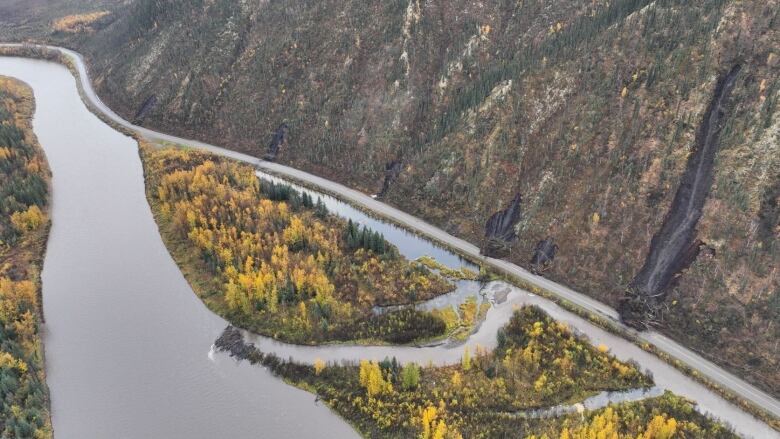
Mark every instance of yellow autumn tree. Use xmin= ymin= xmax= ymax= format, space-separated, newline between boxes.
xmin=419 ymin=405 xmax=460 ymax=439
xmin=547 ymin=409 xmax=679 ymax=439
xmin=11 ymin=205 xmax=45 ymax=233
xmin=451 ymin=371 xmax=462 ymax=387
xmin=283 ymin=216 xmax=308 ymax=249
xmin=420 ymin=406 xmax=438 ymax=439
xmin=0 ymin=279 xmax=38 ymax=319
xmin=432 ymin=420 xmax=447 ymax=439
xmin=298 ymin=301 xmax=309 ymax=327
xmin=313 ymin=358 xmax=326 ymax=376
xmin=359 ymin=360 xmax=392 ymax=397
xmin=639 ymin=415 xmax=677 ymax=439
xmin=462 ymin=346 xmax=471 ymax=371
xmin=570 ymin=407 xmax=619 ymax=438
xmin=534 ymin=373 xmax=548 ymax=392
xmin=225 ymin=279 xmax=250 ymax=314
xmin=0 ymin=351 xmax=27 ymax=374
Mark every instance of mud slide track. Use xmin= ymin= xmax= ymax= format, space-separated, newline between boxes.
xmin=630 ymin=65 xmax=742 ymax=298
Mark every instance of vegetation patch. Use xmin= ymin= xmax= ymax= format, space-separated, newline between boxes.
xmin=141 ymin=145 xmax=454 ymax=344
xmin=0 ymin=76 xmax=52 ymax=438
xmin=52 ymin=11 xmax=110 ymax=34
xmin=217 ymin=306 xmax=732 ymax=438
xmin=417 ymin=255 xmax=479 ymax=281
xmin=429 ymin=296 xmax=491 ymax=343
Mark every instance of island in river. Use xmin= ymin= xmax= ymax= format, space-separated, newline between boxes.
xmin=141 ymin=143 xmax=456 ymax=345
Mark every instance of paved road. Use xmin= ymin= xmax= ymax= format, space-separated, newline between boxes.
xmin=6 ymin=43 xmax=779 ymax=422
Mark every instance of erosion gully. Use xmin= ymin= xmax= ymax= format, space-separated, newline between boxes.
xmin=0 ymin=54 xmax=776 ymax=438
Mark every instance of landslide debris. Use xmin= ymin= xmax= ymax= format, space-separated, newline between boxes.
xmin=264 ymin=122 xmax=288 ymax=161
xmin=530 ymin=237 xmax=558 ymax=274
xmin=376 ymin=160 xmax=403 ymax=199
xmin=132 ymin=94 xmax=157 ymax=125
xmin=482 ymin=193 xmax=522 ymax=257
xmin=621 ymin=65 xmax=742 ymax=329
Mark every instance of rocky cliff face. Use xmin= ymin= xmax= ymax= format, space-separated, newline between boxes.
xmin=6 ymin=0 xmax=779 ymax=395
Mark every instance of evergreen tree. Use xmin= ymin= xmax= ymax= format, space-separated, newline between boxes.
xmin=400 ymin=362 xmax=420 ymax=390
xmin=315 ymin=197 xmax=328 ymax=218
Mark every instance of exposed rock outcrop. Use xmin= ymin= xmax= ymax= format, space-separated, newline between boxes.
xmin=621 ymin=65 xmax=742 ymax=329
xmin=481 ymin=193 xmax=522 ymax=257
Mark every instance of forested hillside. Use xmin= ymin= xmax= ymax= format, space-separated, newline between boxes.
xmin=1 ymin=0 xmax=777 ymax=396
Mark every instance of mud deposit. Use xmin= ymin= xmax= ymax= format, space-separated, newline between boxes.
xmin=482 ymin=193 xmax=523 ymax=257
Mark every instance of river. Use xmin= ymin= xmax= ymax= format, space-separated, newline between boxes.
xmin=0 ymin=54 xmax=777 ymax=438
xmin=0 ymin=57 xmax=358 ymax=439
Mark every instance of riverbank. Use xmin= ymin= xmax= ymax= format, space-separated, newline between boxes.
xmin=0 ymin=75 xmax=52 ymax=439
xmin=0 ymin=44 xmax=776 ymax=436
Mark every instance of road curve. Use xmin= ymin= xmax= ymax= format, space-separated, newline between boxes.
xmin=3 ymin=43 xmax=778 ymax=422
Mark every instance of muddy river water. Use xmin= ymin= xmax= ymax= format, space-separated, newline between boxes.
xmin=0 ymin=57 xmax=358 ymax=439
xmin=0 ymin=55 xmax=776 ymax=438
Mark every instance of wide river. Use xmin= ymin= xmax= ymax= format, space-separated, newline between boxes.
xmin=0 ymin=57 xmax=358 ymax=438
xmin=0 ymin=55 xmax=776 ymax=438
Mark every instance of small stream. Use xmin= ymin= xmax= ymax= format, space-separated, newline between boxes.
xmin=256 ymin=170 xmax=474 ymax=270
xmin=512 ymin=387 xmax=665 ymax=419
